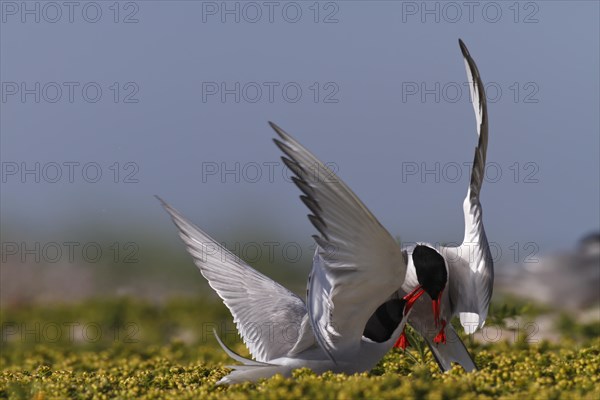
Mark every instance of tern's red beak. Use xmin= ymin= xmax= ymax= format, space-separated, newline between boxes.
xmin=402 ymin=285 xmax=425 ymax=316
xmin=432 ymin=289 xmax=443 ymax=328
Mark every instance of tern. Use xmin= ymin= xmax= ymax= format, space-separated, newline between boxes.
xmin=157 ymin=122 xmax=447 ymax=383
xmin=388 ymin=39 xmax=494 ymax=373
xmin=158 ymin=38 xmax=491 ymax=383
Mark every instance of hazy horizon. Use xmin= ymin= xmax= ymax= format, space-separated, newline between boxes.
xmin=2 ymin=1 xmax=599 ymax=259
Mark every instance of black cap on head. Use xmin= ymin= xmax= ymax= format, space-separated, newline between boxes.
xmin=363 ymin=298 xmax=407 ymax=343
xmin=413 ymin=245 xmax=447 ymax=300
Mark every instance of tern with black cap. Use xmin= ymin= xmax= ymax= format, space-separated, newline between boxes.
xmin=158 ymin=38 xmax=493 ymax=383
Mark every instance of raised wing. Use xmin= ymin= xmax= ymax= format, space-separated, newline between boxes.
xmin=444 ymin=39 xmax=494 ymax=334
xmin=270 ymin=122 xmax=406 ymax=361
xmin=158 ymin=197 xmax=308 ymax=362
xmin=460 ymin=38 xmax=488 ymax=212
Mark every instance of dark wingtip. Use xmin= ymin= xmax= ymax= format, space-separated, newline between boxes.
xmin=154 ymin=195 xmax=168 ymax=207
xmin=273 ymin=137 xmax=284 ymax=150
xmin=268 ymin=121 xmax=286 ymax=139
xmin=458 ymin=38 xmax=469 ymax=57
xmin=155 ymin=195 xmax=178 ymax=218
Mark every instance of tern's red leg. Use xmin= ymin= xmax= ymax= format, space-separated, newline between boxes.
xmin=433 ymin=319 xmax=447 ymax=344
xmin=394 ymin=328 xmax=409 ymax=350
xmin=432 ymin=289 xmax=444 ymax=328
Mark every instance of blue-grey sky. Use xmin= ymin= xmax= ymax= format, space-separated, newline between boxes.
xmin=1 ymin=1 xmax=599 ymax=261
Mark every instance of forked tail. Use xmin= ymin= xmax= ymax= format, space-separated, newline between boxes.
xmin=212 ymin=329 xmax=291 ymax=385
xmin=425 ymin=324 xmax=477 ymax=372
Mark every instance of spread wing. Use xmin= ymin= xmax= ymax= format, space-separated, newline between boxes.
xmin=270 ymin=122 xmax=406 ymax=361
xmin=158 ymin=197 xmax=308 ymax=362
xmin=443 ymin=39 xmax=494 ymax=334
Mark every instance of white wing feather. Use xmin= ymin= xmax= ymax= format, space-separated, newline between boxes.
xmin=270 ymin=122 xmax=406 ymax=361
xmin=159 ymin=197 xmax=308 ymax=362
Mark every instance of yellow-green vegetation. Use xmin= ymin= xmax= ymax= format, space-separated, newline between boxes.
xmin=1 ymin=298 xmax=599 ymax=399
